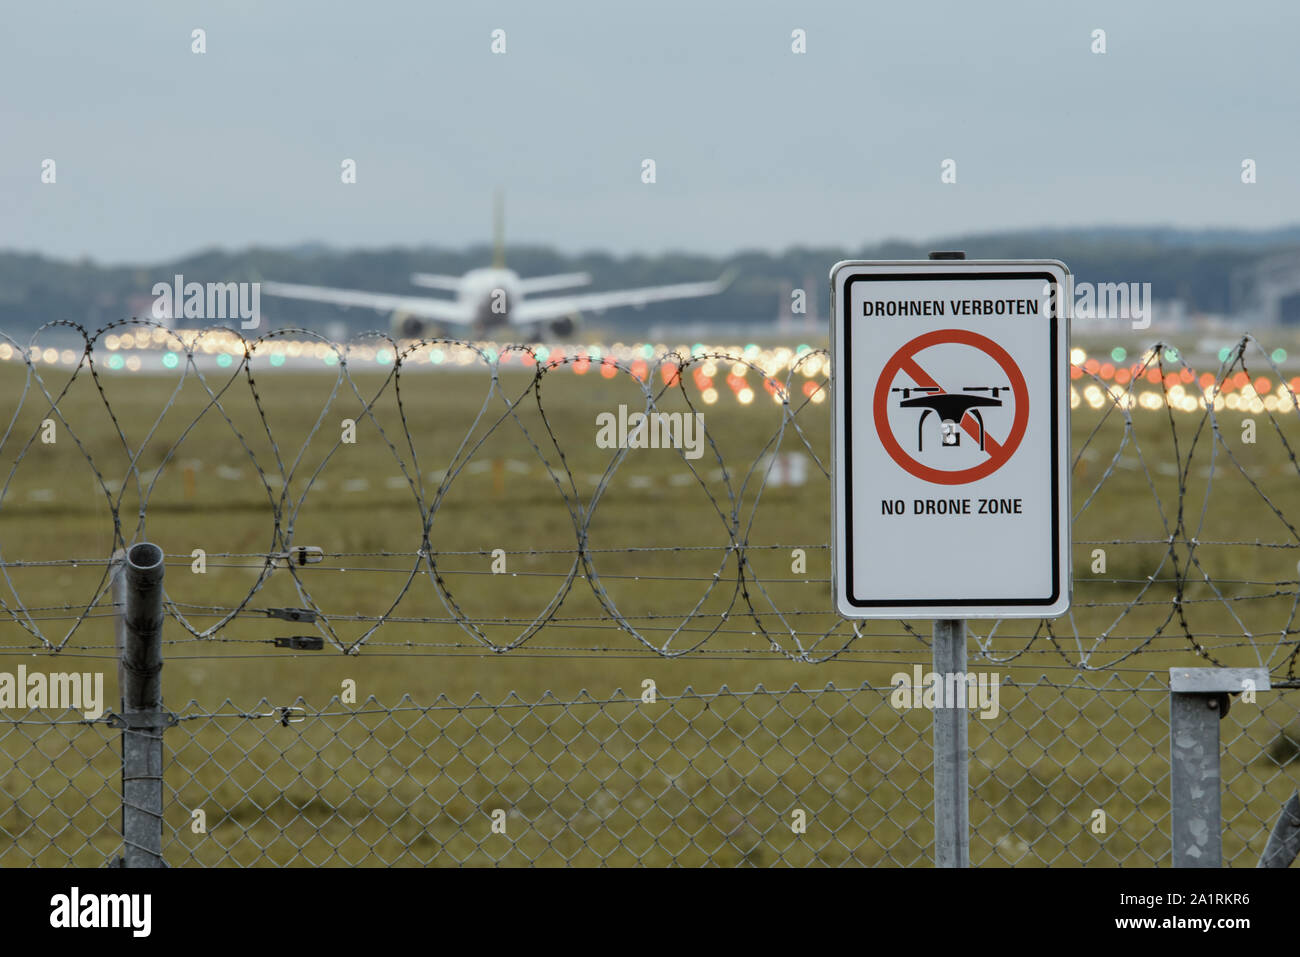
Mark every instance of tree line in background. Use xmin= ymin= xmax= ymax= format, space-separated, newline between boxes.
xmin=3 ymin=225 xmax=1298 ymax=336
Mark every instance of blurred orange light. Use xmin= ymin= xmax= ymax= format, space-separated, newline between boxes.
xmin=1084 ymin=358 xmax=1100 ymax=374
xmin=1115 ymin=369 xmax=1131 ymax=385
xmin=1099 ymin=363 xmax=1114 ymax=379
xmin=1146 ymin=369 xmax=1162 ymax=385
xmin=661 ymin=363 xmax=679 ymax=386
xmin=573 ymin=357 xmax=590 ymax=374
xmin=1255 ymin=377 xmax=1271 ymax=393
xmin=600 ymin=360 xmax=617 ymax=378
xmin=1070 ymin=367 xmax=1082 ymax=380
xmin=1179 ymin=368 xmax=1194 ymax=383
xmin=1199 ymin=373 xmax=1215 ymax=389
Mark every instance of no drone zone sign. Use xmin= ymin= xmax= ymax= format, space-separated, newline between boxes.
xmin=830 ymin=260 xmax=1072 ymax=619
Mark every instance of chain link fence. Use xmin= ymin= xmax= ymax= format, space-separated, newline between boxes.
xmin=2 ymin=675 xmax=1296 ymax=866
xmin=1 ymin=323 xmax=1299 ymax=866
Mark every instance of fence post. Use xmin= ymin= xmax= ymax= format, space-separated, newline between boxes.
xmin=117 ymin=542 xmax=167 ymax=868
xmin=1169 ymin=666 xmax=1269 ymax=867
xmin=933 ymin=618 xmax=969 ymax=867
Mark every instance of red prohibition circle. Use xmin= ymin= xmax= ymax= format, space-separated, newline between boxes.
xmin=872 ymin=329 xmax=1029 ymax=485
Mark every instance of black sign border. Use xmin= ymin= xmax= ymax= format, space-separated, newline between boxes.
xmin=840 ymin=270 xmax=1062 ymax=609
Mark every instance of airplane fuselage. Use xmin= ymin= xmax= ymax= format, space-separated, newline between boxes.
xmin=459 ymin=267 xmax=520 ymax=330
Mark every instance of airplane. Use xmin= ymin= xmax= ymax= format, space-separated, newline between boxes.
xmin=262 ymin=197 xmax=736 ymax=341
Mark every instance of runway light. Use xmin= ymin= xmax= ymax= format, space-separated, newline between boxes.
xmin=1219 ymin=347 xmax=1232 ymax=362
xmin=600 ymin=360 xmax=617 ymax=378
xmin=738 ymin=388 xmax=754 ymax=404
xmin=126 ymin=356 xmax=142 ymax=371
xmin=534 ymin=346 xmax=549 ymax=363
xmin=217 ymin=354 xmax=233 ymax=368
xmin=573 ymin=357 xmax=590 ymax=374
xmin=162 ymin=352 xmax=179 ymax=369
xmin=270 ymin=354 xmax=285 ymax=367
xmin=1164 ymin=348 xmax=1179 ymax=362
xmin=108 ymin=354 xmax=124 ymax=370
xmin=692 ymin=343 xmax=706 ymax=356
xmin=429 ymin=348 xmax=444 ymax=364
xmin=375 ymin=350 xmax=392 ymax=365
xmin=1111 ymin=346 xmax=1127 ymax=362
xmin=1069 ymin=347 xmax=1086 ymax=366
xmin=1272 ymin=348 xmax=1288 ymax=363
xmin=701 ymin=388 xmax=718 ymax=404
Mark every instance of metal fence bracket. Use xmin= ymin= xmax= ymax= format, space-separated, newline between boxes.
xmin=1169 ymin=666 xmax=1270 ymax=868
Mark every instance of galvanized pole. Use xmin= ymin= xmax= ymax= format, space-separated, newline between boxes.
xmin=1169 ymin=691 xmax=1221 ymax=867
xmin=926 ymin=250 xmax=971 ymax=869
xmin=119 ymin=542 xmax=167 ymax=868
xmin=1169 ymin=667 xmax=1269 ymax=867
xmin=932 ymin=618 xmax=970 ymax=867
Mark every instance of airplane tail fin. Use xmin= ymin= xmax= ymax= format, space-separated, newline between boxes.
xmin=492 ymin=189 xmax=505 ymax=269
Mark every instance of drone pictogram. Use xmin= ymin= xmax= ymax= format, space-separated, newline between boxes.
xmin=891 ymin=385 xmax=1010 ymax=451
xmin=872 ymin=329 xmax=1030 ymax=486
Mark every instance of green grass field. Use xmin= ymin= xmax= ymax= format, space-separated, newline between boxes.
xmin=1 ymin=337 xmax=1298 ymax=865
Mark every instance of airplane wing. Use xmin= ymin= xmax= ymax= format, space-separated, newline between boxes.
xmin=261 ymin=282 xmax=474 ymax=324
xmin=409 ymin=273 xmax=465 ymax=291
xmin=514 ymin=271 xmax=736 ymax=322
xmin=516 ymin=272 xmax=592 ymax=295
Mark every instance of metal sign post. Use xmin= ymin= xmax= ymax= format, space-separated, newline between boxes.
xmin=830 ymin=250 xmax=1072 ymax=867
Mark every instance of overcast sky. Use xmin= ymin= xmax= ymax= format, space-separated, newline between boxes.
xmin=3 ymin=0 xmax=1297 ymax=264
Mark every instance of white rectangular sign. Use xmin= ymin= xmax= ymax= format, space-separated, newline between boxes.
xmin=830 ymin=260 xmax=1071 ymax=619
